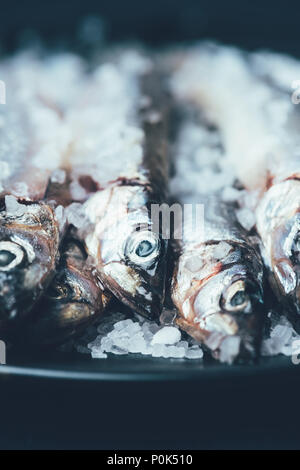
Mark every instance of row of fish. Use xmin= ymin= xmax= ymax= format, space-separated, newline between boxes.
xmin=0 ymin=44 xmax=299 ymax=363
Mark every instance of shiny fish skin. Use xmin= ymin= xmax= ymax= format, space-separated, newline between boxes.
xmin=18 ymin=237 xmax=111 ymax=347
xmin=248 ymin=54 xmax=300 ymax=331
xmin=169 ymin=44 xmax=300 ymax=337
xmin=171 ymin=195 xmax=265 ymax=363
xmin=168 ymin=45 xmax=300 ymax=338
xmin=167 ymin=64 xmax=266 ymax=361
xmin=0 ymin=202 xmax=60 ymax=327
xmin=0 ymin=58 xmax=72 ymax=326
xmin=68 ymin=51 xmax=170 ymax=320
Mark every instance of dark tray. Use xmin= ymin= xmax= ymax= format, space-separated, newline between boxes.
xmin=1 ymin=350 xmax=300 ymax=449
xmin=1 ymin=0 xmax=300 ymax=450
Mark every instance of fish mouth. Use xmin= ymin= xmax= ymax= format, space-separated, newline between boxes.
xmin=21 ymin=301 xmax=95 ymax=347
xmin=229 ymin=280 xmax=265 ymax=362
xmin=190 ymin=277 xmax=264 ymax=363
xmin=44 ymin=267 xmax=101 ymax=322
xmin=100 ymin=232 xmax=168 ymax=320
xmin=100 ymin=262 xmax=166 ymax=319
xmin=20 ymin=277 xmax=101 ymax=347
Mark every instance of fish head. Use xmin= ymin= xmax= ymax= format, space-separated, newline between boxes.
xmin=256 ymin=180 xmax=300 ymax=326
xmin=174 ymin=242 xmax=264 ymax=362
xmin=269 ymin=211 xmax=300 ymax=317
xmin=85 ymin=186 xmax=168 ymax=319
xmin=27 ymin=240 xmax=108 ymax=346
xmin=0 ymin=201 xmax=60 ymax=326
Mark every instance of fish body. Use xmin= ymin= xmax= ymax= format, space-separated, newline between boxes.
xmin=169 ymin=44 xmax=300 ymax=335
xmin=0 ymin=201 xmax=60 ymax=326
xmin=255 ymin=179 xmax=300 ymax=327
xmin=168 ymin=64 xmax=266 ymax=362
xmin=0 ymin=55 xmax=73 ymax=326
xmin=66 ymin=51 xmax=170 ymax=320
xmin=172 ymin=195 xmax=265 ymax=363
xmin=247 ymin=51 xmax=300 ymax=329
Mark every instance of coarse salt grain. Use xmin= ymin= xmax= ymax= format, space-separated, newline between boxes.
xmin=83 ymin=313 xmax=203 ymax=361
xmin=151 ymin=326 xmax=181 ymax=346
xmin=236 ymin=207 xmax=256 ymax=231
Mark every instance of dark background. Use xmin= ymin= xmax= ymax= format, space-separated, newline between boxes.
xmin=1 ymin=0 xmax=300 ymax=450
xmin=1 ymin=0 xmax=300 ymax=56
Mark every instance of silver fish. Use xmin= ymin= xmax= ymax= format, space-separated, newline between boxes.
xmin=248 ymin=52 xmax=300 ymax=330
xmin=169 ymin=44 xmax=300 ymax=334
xmin=168 ymin=72 xmax=266 ymax=361
xmin=172 ymin=196 xmax=265 ymax=363
xmin=0 ymin=58 xmax=71 ymax=326
xmin=65 ymin=51 xmax=170 ymax=320
xmin=0 ymin=202 xmax=60 ymax=327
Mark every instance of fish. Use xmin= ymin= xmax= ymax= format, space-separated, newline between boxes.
xmin=17 ymin=237 xmax=111 ymax=347
xmin=169 ymin=44 xmax=300 ymax=333
xmin=64 ymin=50 xmax=170 ymax=320
xmin=0 ymin=54 xmax=74 ymax=327
xmin=168 ymin=67 xmax=266 ymax=362
xmin=0 ymin=200 xmax=61 ymax=327
xmin=247 ymin=52 xmax=300 ymax=331
xmin=171 ymin=196 xmax=265 ymax=363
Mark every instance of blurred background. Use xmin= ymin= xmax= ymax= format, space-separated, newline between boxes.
xmin=1 ymin=0 xmax=300 ymax=56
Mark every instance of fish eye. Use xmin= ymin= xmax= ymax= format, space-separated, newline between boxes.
xmin=222 ymin=280 xmax=251 ymax=313
xmin=125 ymin=231 xmax=160 ymax=264
xmin=135 ymin=239 xmax=155 ymax=257
xmin=230 ymin=290 xmax=247 ymax=307
xmin=0 ymin=241 xmax=25 ymax=272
